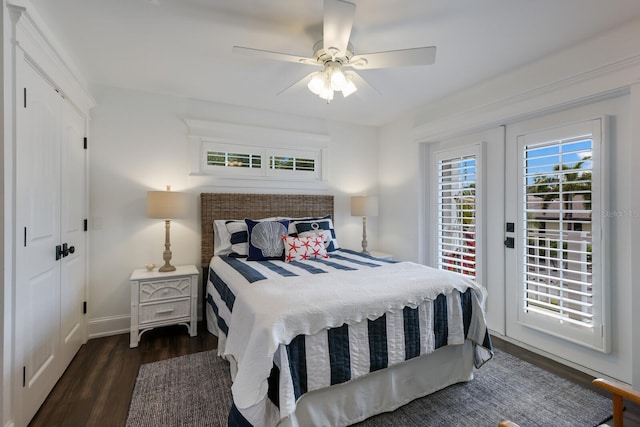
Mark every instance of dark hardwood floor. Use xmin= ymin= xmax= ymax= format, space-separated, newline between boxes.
xmin=28 ymin=323 xmax=217 ymax=427
xmin=28 ymin=327 xmax=638 ymax=427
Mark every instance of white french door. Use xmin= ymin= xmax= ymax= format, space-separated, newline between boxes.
xmin=505 ymin=112 xmax=609 ymax=357
xmin=427 ymin=126 xmax=505 ymax=334
xmin=16 ymin=59 xmax=87 ymax=424
xmin=59 ymin=94 xmax=87 ymax=370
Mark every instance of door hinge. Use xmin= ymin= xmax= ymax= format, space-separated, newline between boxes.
xmin=83 ymin=137 xmax=87 ymax=150
xmin=23 ymin=366 xmax=26 ymax=387
xmin=24 ymin=227 xmax=27 ymax=247
xmin=83 ymin=301 xmax=87 ymax=315
xmin=84 ymin=219 xmax=88 ymax=232
xmin=23 ymin=88 xmax=27 ymax=108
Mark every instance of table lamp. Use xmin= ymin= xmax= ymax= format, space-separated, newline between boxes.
xmin=147 ymin=186 xmax=188 ymax=272
xmin=351 ymin=195 xmax=379 ymax=254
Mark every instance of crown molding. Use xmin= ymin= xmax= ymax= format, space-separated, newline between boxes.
xmin=8 ymin=1 xmax=96 ymax=114
xmin=413 ymin=53 xmax=640 ymax=142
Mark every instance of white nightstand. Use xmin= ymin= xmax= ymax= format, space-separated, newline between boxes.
xmin=130 ymin=265 xmax=199 ymax=348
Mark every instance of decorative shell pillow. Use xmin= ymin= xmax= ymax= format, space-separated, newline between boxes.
xmin=282 ymin=234 xmax=329 ymax=262
xmin=245 ymin=219 xmax=290 ymax=261
xmin=214 ymin=217 xmax=279 ymax=257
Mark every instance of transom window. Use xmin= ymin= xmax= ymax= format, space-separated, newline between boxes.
xmin=187 ymin=119 xmax=329 ymax=189
xmin=270 ymin=156 xmax=315 ymax=172
xmin=207 ymin=151 xmax=262 ymax=169
xmin=201 ymin=142 xmax=322 ymax=180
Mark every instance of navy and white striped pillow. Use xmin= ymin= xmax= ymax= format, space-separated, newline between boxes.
xmin=292 ymin=216 xmax=339 ymax=252
xmin=213 ymin=217 xmax=279 ymax=257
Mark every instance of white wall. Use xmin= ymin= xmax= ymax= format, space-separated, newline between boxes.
xmin=87 ymin=86 xmax=379 ymax=337
xmin=379 ymin=18 xmax=640 ymax=384
xmin=378 ymin=117 xmax=421 ymax=262
xmin=1 ymin=1 xmax=8 ymax=424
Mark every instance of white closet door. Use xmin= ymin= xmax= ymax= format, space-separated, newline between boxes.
xmin=59 ymin=101 xmax=86 ymax=369
xmin=16 ymin=60 xmax=63 ymax=420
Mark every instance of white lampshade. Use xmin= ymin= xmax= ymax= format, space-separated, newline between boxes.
xmin=147 ymin=189 xmax=188 ymax=219
xmin=307 ymin=72 xmax=325 ymax=95
xmin=330 ymin=68 xmax=347 ymax=91
xmin=351 ymin=195 xmax=379 ymax=217
xmin=319 ymin=82 xmax=334 ymax=101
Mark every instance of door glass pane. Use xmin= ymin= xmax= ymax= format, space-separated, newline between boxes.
xmin=523 ymin=136 xmax=593 ymax=329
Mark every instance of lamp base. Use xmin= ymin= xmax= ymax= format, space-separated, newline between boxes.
xmin=158 ymin=263 xmax=176 ymax=272
xmin=360 ymin=216 xmax=370 ymax=255
xmin=158 ymin=219 xmax=176 ymax=272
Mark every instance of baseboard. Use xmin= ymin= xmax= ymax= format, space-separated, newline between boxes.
xmin=88 ymin=314 xmax=130 ymax=338
xmin=489 ymin=329 xmax=608 ymax=381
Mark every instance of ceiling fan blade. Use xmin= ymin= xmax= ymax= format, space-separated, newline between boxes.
xmin=350 ymin=46 xmax=437 ymax=70
xmin=276 ymin=72 xmax=316 ymax=96
xmin=345 ymin=70 xmax=381 ymax=97
xmin=232 ymin=46 xmax=317 ymax=65
xmin=323 ymin=0 xmax=356 ymax=57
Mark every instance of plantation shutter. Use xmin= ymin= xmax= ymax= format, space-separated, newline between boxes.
xmin=435 ymin=149 xmax=479 ymax=280
xmin=517 ymin=118 xmax=607 ymax=352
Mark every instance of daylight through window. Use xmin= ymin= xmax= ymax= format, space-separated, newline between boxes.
xmin=436 ymin=153 xmax=478 ymax=279
xmin=522 ymin=134 xmax=594 ymax=329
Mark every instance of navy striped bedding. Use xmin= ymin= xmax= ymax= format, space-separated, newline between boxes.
xmin=206 ymin=249 xmax=493 ymax=427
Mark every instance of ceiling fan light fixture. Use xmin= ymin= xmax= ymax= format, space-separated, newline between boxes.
xmin=319 ymin=80 xmax=334 ymax=101
xmin=329 ymin=66 xmax=346 ymax=91
xmin=307 ymin=72 xmax=325 ymax=95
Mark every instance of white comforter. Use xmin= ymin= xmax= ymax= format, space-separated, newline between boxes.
xmin=223 ymin=261 xmax=487 ymax=420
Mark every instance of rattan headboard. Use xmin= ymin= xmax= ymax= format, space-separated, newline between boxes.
xmin=200 ymin=193 xmax=334 ymax=267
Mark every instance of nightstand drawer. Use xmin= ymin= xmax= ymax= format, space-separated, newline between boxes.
xmin=139 ymin=299 xmax=190 ymax=324
xmin=139 ymin=278 xmax=191 ymax=302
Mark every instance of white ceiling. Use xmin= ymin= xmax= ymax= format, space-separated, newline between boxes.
xmin=29 ymin=0 xmax=640 ymax=126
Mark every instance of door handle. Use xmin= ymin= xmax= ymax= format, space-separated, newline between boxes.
xmin=504 ymin=237 xmax=515 ymax=249
xmin=56 ymin=243 xmax=76 ymax=260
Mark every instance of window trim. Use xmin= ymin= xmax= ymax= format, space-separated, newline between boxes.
xmin=186 ymin=119 xmax=329 ymax=189
xmin=515 ymin=117 xmax=609 ymax=352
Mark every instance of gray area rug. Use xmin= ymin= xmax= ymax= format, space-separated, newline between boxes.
xmin=126 ymin=349 xmax=612 ymax=427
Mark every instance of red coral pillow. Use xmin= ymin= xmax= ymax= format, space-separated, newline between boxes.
xmin=282 ymin=234 xmax=329 ymax=262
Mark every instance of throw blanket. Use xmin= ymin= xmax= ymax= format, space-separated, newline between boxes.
xmin=223 ymin=261 xmax=491 ymax=425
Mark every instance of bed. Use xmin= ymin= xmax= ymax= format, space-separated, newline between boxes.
xmin=201 ymin=193 xmax=493 ymax=427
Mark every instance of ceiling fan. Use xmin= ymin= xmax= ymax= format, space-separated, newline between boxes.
xmin=232 ymin=0 xmax=437 ymax=102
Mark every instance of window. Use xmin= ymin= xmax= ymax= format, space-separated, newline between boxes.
xmin=267 ymin=148 xmax=319 ymax=179
xmin=517 ymin=118 xmax=607 ymax=351
xmin=199 ymin=142 xmax=323 ymax=181
xmin=207 ymin=151 xmax=262 ymax=169
xmin=434 ymin=145 xmax=483 ymax=282
xmin=187 ymin=120 xmax=328 ymax=188
xmin=270 ymin=156 xmax=314 ymax=172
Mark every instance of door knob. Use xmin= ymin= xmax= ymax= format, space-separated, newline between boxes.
xmin=68 ymin=245 xmax=75 ymax=254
